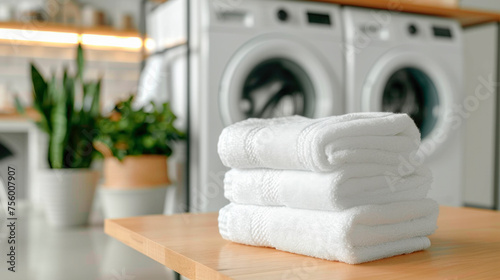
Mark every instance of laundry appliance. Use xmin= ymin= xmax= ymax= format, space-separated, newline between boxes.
xmin=189 ymin=0 xmax=346 ymax=212
xmin=343 ymin=7 xmax=464 ymax=206
xmin=148 ymin=0 xmax=344 ymax=212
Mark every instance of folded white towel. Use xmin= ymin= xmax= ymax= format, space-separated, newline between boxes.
xmin=218 ymin=199 xmax=438 ymax=264
xmin=218 ymin=112 xmax=420 ymax=171
xmin=224 ymin=166 xmax=432 ymax=211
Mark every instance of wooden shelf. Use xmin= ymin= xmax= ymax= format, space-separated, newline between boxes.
xmin=0 ymin=108 xmax=39 ymax=122
xmin=314 ymin=0 xmax=500 ymax=27
xmin=145 ymin=0 xmax=500 ymax=27
xmin=0 ymin=21 xmax=145 ymax=51
xmin=106 ymin=206 xmax=500 ymax=279
xmin=0 ymin=21 xmax=141 ymax=37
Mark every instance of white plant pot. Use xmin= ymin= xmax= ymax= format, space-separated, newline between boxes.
xmin=100 ymin=185 xmax=168 ymax=219
xmin=39 ymin=169 xmax=99 ymax=227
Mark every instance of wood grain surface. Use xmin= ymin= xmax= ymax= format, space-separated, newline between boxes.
xmin=147 ymin=0 xmax=500 ymax=27
xmin=105 ymin=206 xmax=500 ymax=280
xmin=313 ymin=0 xmax=500 ymax=27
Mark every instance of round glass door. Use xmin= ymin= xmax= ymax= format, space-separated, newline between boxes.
xmin=219 ymin=36 xmax=340 ymax=126
xmin=240 ymin=58 xmax=315 ymax=119
xmin=381 ymin=67 xmax=440 ymax=139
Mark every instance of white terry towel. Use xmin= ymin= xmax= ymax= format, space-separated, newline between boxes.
xmin=218 ymin=199 xmax=438 ymax=264
xmin=224 ymin=166 xmax=432 ymax=211
xmin=218 ymin=112 xmax=420 ymax=172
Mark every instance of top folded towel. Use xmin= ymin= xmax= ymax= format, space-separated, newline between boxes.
xmin=218 ymin=112 xmax=420 ymax=172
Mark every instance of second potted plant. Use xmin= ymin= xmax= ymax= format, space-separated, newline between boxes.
xmin=95 ymin=96 xmax=184 ymax=218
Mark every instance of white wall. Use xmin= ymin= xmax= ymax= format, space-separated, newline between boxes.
xmin=462 ymin=23 xmax=498 ymax=208
xmin=0 ymin=43 xmax=141 ymax=112
xmin=0 ymin=0 xmax=143 ymax=110
xmin=76 ymin=0 xmax=142 ymax=30
xmin=461 ymin=0 xmax=500 ymax=12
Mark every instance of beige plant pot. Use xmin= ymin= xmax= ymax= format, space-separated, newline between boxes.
xmin=100 ymin=155 xmax=170 ymax=219
xmin=103 ymin=155 xmax=170 ymax=189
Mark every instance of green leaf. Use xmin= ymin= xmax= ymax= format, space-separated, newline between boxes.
xmin=42 ymin=77 xmax=60 ymax=133
xmin=89 ymin=79 xmax=101 ymax=119
xmin=30 ymin=64 xmax=53 ymax=133
xmin=14 ymin=96 xmax=25 ymax=115
xmin=142 ymin=135 xmax=155 ymax=149
xmin=76 ymin=43 xmax=84 ymax=81
xmin=30 ymin=63 xmax=47 ymax=108
xmin=81 ymin=81 xmax=97 ymax=124
xmin=49 ymin=86 xmax=68 ymax=169
xmin=63 ymin=69 xmax=74 ymax=124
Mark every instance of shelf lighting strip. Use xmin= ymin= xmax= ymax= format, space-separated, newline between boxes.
xmin=0 ymin=27 xmax=154 ymax=50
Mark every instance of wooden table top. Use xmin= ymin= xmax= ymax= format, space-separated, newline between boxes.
xmin=105 ymin=206 xmax=500 ymax=279
xmin=314 ymin=0 xmax=500 ymax=27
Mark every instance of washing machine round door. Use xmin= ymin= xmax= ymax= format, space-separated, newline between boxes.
xmin=362 ymin=51 xmax=457 ymax=155
xmin=219 ymin=35 xmax=342 ymax=125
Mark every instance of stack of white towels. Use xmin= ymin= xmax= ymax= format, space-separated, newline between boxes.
xmin=217 ymin=112 xmax=439 ymax=264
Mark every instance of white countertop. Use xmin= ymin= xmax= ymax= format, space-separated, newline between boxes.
xmin=0 ymin=120 xmax=35 ymax=133
xmin=0 ymin=204 xmax=176 ymax=280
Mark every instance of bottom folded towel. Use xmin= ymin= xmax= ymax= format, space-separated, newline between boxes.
xmin=312 ymin=236 xmax=431 ymax=264
xmin=218 ymin=200 xmax=438 ymax=264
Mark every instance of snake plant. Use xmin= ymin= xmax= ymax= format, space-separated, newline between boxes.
xmin=16 ymin=43 xmax=101 ymax=169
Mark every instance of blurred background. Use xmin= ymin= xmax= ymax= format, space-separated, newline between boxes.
xmin=0 ymin=0 xmax=500 ymax=279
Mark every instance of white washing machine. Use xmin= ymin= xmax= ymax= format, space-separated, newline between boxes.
xmin=146 ymin=0 xmax=345 ymax=212
xmin=187 ymin=0 xmax=345 ymax=212
xmin=343 ymin=7 xmax=464 ymax=206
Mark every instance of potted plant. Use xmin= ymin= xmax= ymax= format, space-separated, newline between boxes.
xmin=16 ymin=43 xmax=101 ymax=227
xmin=94 ymin=95 xmax=184 ymax=219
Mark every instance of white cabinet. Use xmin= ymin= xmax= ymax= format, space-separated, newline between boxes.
xmin=463 ymin=23 xmax=498 ymax=208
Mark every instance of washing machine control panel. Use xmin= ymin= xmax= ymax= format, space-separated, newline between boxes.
xmin=274 ymin=8 xmax=332 ymax=26
xmin=407 ymin=23 xmax=452 ymax=39
xmin=307 ymin=12 xmax=331 ymax=25
xmin=432 ymin=26 xmax=453 ymax=38
xmin=208 ymin=1 xmax=341 ymax=39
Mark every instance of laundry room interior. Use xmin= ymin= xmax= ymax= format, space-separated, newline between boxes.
xmin=1 ymin=0 xmax=500 ymax=279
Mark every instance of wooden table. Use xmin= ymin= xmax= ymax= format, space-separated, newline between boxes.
xmin=105 ymin=206 xmax=500 ymax=279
